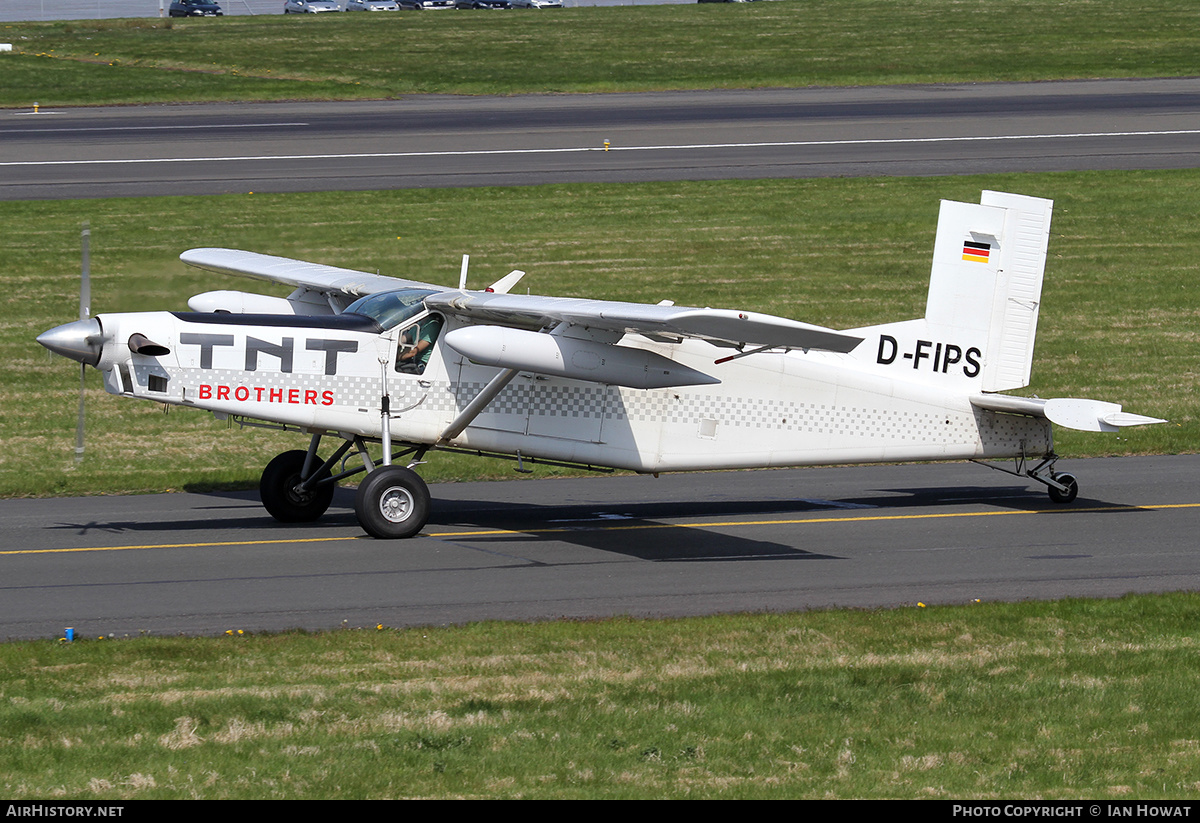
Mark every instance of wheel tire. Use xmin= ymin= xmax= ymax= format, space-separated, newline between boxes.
xmin=354 ymin=466 xmax=430 ymax=539
xmin=1047 ymin=472 xmax=1079 ymax=504
xmin=260 ymin=450 xmax=335 ymax=523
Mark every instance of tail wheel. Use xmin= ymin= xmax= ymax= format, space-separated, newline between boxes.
xmin=260 ymin=450 xmax=335 ymax=523
xmin=1047 ymin=472 xmax=1079 ymax=504
xmin=354 ymin=466 xmax=430 ymax=539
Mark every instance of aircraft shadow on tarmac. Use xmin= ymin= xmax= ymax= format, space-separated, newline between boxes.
xmin=422 ymin=483 xmax=1140 ymax=563
xmin=46 ymin=483 xmax=1142 ymax=564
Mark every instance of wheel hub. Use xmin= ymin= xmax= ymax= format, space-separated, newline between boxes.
xmin=379 ymin=486 xmax=415 ymax=523
xmin=286 ymin=477 xmax=315 ymax=505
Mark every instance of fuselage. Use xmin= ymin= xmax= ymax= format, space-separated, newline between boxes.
xmin=78 ymin=306 xmax=1051 ymax=474
xmin=36 ymin=193 xmax=1164 ymax=540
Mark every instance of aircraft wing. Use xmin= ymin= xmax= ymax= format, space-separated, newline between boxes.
xmin=181 ymin=248 xmax=862 ymax=351
xmin=180 ymin=248 xmax=443 ymax=296
xmin=425 ymin=290 xmax=863 ymax=352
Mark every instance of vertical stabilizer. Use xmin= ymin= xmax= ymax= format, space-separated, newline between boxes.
xmin=924 ymin=191 xmax=1053 ymax=391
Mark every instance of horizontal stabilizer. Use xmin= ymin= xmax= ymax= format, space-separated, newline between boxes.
xmin=1101 ymin=411 xmax=1170 ymax=429
xmin=971 ymin=395 xmax=1166 ymax=433
xmin=970 ymin=394 xmax=1046 ymax=417
xmin=1044 ymin=398 xmax=1166 ymax=432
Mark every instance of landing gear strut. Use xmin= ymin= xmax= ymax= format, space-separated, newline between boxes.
xmin=259 ymin=434 xmax=433 ymax=538
xmin=973 ymin=451 xmax=1080 ymax=504
xmin=1027 ymin=455 xmax=1080 ymax=504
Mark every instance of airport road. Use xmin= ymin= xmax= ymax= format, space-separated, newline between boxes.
xmin=1 ymin=455 xmax=1196 ymax=639
xmin=3 ymin=79 xmax=1200 ymax=200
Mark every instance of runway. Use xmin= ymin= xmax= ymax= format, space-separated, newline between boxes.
xmin=1 ymin=456 xmax=1197 ymax=639
xmin=4 ymin=78 xmax=1200 ymax=199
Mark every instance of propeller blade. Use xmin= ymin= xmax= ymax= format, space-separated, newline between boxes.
xmin=76 ymin=222 xmax=90 ymax=464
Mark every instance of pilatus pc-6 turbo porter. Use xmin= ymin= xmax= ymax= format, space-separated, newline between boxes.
xmin=38 ymin=191 xmax=1164 ymax=538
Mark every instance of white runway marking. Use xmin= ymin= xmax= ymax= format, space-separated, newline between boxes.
xmin=0 ymin=121 xmax=309 ymax=132
xmin=4 ymin=129 xmax=1198 ymax=167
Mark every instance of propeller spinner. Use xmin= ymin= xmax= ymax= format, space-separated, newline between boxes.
xmin=37 ymin=318 xmax=104 ymax=367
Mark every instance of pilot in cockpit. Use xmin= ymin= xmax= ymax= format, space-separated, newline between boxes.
xmin=396 ymin=315 xmax=443 ymax=374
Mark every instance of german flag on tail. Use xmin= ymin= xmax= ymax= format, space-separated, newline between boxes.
xmin=962 ymin=240 xmax=991 ymax=263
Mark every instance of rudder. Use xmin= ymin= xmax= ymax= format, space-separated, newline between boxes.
xmin=924 ymin=190 xmax=1053 ymax=392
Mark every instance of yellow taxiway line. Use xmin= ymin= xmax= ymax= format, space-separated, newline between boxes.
xmin=3 ymin=503 xmax=1197 ymax=557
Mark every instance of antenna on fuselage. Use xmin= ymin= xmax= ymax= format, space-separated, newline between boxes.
xmin=458 ymin=254 xmax=469 ymax=291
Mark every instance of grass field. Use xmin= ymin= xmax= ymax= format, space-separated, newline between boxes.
xmin=1 ymin=1 xmax=1198 ymax=106
xmin=3 ymin=593 xmax=1200 ymax=799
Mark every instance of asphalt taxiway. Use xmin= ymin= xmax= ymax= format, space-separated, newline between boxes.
xmin=1 ymin=455 xmax=1196 ymax=639
xmin=5 ymin=79 xmax=1200 ymax=199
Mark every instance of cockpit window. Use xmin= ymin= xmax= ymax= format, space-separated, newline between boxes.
xmin=344 ymin=288 xmax=438 ymax=331
xmin=396 ymin=314 xmax=444 ymax=375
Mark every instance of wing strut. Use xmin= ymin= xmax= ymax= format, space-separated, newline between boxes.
xmin=714 ymin=344 xmax=778 ymax=365
xmin=437 ymin=368 xmax=520 ymax=446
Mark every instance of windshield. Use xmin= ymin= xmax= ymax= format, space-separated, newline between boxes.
xmin=344 ymin=288 xmax=438 ymax=331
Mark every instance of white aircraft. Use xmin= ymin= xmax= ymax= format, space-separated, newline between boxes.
xmin=37 ymin=190 xmax=1165 ymax=538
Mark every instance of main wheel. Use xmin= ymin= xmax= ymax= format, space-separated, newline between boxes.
xmin=260 ymin=450 xmax=335 ymax=523
xmin=354 ymin=466 xmax=430 ymax=539
xmin=1047 ymin=472 xmax=1079 ymax=504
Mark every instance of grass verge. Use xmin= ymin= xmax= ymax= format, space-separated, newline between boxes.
xmin=7 ymin=171 xmax=1197 ymax=497
xmin=3 ymin=593 xmax=1200 ymax=799
xmin=1 ymin=1 xmax=1198 ymax=106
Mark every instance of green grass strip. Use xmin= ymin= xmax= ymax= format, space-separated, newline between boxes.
xmin=2 ymin=592 xmax=1200 ymax=798
xmin=1 ymin=1 xmax=1198 ymax=106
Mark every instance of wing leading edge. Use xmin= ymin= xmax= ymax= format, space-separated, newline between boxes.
xmin=425 ymin=291 xmax=864 ymax=353
xmin=181 ymin=248 xmax=441 ymax=296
